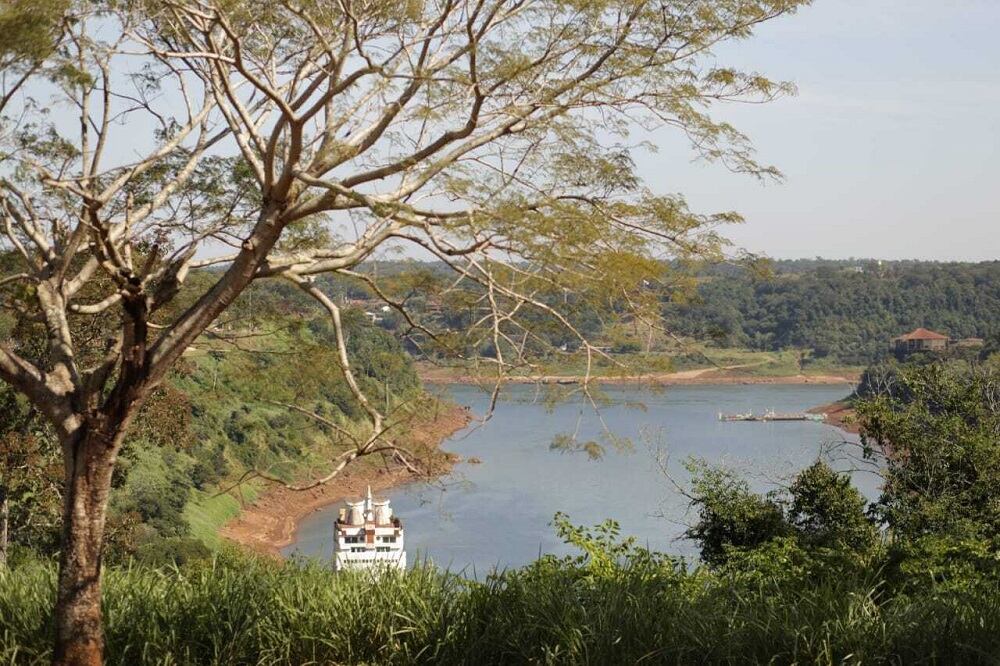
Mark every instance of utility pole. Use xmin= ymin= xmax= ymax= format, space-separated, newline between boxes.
xmin=0 ymin=488 xmax=8 ymax=568
xmin=385 ymin=376 xmax=390 ymax=415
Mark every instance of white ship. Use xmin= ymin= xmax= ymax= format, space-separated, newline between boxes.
xmin=333 ymin=486 xmax=406 ymax=572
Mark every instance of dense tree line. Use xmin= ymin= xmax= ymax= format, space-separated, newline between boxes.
xmin=320 ymin=259 xmax=1000 ymax=366
xmin=663 ymin=261 xmax=1000 ymax=364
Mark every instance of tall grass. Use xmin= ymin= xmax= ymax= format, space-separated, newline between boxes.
xmin=3 ymin=550 xmax=1000 ymax=665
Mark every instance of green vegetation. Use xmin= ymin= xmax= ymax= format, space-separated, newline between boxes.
xmin=2 ymin=525 xmax=1000 ymax=664
xmin=111 ymin=291 xmax=430 ymax=561
xmin=664 ymin=260 xmax=1000 ymax=364
xmin=858 ymin=361 xmax=1000 ymax=544
xmin=1 ymin=278 xmax=435 ymax=564
xmin=686 ymin=357 xmax=1000 ymax=552
xmin=182 ymin=490 xmax=259 ymax=550
xmin=359 ymin=258 xmax=1000 ymax=379
xmin=0 ymin=393 xmax=62 ymax=567
xmin=6 ymin=361 xmax=1000 ymax=663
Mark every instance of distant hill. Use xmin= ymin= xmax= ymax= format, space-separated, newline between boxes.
xmin=283 ymin=258 xmax=1000 ymax=366
xmin=663 ymin=260 xmax=1000 ymax=364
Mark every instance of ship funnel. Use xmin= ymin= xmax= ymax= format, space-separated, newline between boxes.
xmin=347 ymin=500 xmax=364 ymax=525
xmin=363 ymin=486 xmax=376 ymax=522
xmin=374 ymin=499 xmax=392 ymax=524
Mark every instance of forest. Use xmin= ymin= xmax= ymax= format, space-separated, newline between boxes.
xmin=318 ymin=258 xmax=1000 ymax=369
xmin=662 ymin=259 xmax=1000 ymax=363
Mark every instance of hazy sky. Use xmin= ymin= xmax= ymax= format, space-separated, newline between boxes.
xmin=634 ymin=0 xmax=999 ymax=261
xmin=19 ymin=2 xmax=997 ymax=262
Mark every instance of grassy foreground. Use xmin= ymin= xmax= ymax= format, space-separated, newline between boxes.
xmin=3 ymin=547 xmax=1000 ymax=665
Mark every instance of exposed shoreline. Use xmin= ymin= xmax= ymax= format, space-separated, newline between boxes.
xmin=809 ymin=400 xmax=860 ymax=434
xmin=418 ymin=367 xmax=860 ymax=387
xmin=222 ymin=378 xmax=857 ymax=556
xmin=220 ymin=403 xmax=472 ymax=557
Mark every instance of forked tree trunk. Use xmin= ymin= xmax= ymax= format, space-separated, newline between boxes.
xmin=52 ymin=425 xmax=118 ymax=666
xmin=45 ymin=207 xmax=277 ymax=665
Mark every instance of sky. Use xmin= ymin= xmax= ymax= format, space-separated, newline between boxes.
xmin=632 ymin=0 xmax=1000 ymax=261
xmin=14 ymin=1 xmax=998 ymax=262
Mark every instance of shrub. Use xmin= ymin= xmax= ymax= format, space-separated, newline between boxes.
xmin=684 ymin=460 xmax=791 ymax=566
xmin=134 ymin=537 xmax=213 ymax=568
xmin=788 ymin=461 xmax=877 ymax=552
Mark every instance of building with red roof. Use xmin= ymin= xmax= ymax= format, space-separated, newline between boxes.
xmin=891 ymin=327 xmax=950 ymax=354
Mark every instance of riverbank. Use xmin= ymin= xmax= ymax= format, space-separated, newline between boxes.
xmin=418 ymin=363 xmax=860 ymax=386
xmin=809 ymin=400 xmax=860 ymax=434
xmin=220 ymin=403 xmax=472 ymax=556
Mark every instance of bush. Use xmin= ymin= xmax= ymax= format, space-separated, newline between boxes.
xmin=857 ymin=363 xmax=1000 ymax=541
xmin=110 ymin=448 xmax=194 ymax=539
xmin=685 ymin=459 xmax=877 ymax=568
xmin=683 ymin=460 xmax=791 ymax=566
xmin=134 ymin=537 xmax=212 ymax=568
xmin=788 ymin=461 xmax=877 ymax=552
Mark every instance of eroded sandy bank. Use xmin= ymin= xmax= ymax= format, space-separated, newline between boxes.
xmin=809 ymin=400 xmax=861 ymax=434
xmin=419 ymin=368 xmax=860 ymax=386
xmin=220 ymin=403 xmax=472 ymax=556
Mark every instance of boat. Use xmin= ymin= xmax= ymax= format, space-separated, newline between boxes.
xmin=333 ymin=486 xmax=406 ymax=572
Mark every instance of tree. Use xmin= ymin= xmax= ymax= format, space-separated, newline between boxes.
xmin=683 ymin=460 xmax=790 ymax=567
xmin=684 ymin=459 xmax=875 ymax=567
xmin=787 ymin=460 xmax=875 ymax=552
xmin=0 ymin=0 xmax=809 ymax=661
xmin=857 ymin=363 xmax=1000 ymax=542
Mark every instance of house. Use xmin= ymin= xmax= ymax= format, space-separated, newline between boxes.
xmin=891 ymin=328 xmax=949 ymax=354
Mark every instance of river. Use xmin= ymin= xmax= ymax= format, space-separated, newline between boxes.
xmin=283 ymin=383 xmax=877 ymax=571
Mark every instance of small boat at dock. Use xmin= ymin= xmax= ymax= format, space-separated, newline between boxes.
xmin=719 ymin=411 xmax=754 ymax=422
xmin=718 ymin=409 xmax=826 ymax=423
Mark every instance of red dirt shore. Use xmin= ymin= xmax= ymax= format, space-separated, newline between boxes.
xmin=809 ymin=400 xmax=861 ymax=434
xmin=220 ymin=404 xmax=472 ymax=556
xmin=418 ymin=365 xmax=860 ymax=387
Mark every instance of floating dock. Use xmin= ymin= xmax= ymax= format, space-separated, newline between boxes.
xmin=719 ymin=410 xmax=825 ymax=423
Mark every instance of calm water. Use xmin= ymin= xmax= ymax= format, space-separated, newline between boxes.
xmin=284 ymin=383 xmax=875 ymax=571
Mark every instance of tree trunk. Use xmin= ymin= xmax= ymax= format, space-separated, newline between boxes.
xmin=52 ymin=427 xmax=117 ymax=666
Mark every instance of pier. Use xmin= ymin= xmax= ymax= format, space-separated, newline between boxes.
xmin=719 ymin=410 xmax=826 ymax=423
